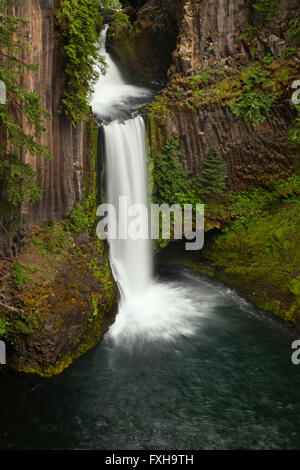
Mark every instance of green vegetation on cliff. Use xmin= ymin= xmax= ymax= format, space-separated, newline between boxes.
xmin=54 ymin=0 xmax=128 ymax=125
xmin=0 ymin=0 xmax=51 ymax=228
xmin=146 ymin=56 xmax=299 ymax=130
xmin=151 ymin=137 xmax=229 ymax=210
xmin=252 ymin=0 xmax=281 ymax=21
xmin=151 ymin=137 xmax=197 ymax=206
xmin=229 ymin=64 xmax=278 ymax=126
xmin=163 ymin=173 xmax=300 ymax=327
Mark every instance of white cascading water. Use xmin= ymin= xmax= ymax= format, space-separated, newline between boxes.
xmin=104 ymin=116 xmax=152 ymax=297
xmin=91 ymin=26 xmax=152 ymax=122
xmin=92 ymin=26 xmax=206 ymax=346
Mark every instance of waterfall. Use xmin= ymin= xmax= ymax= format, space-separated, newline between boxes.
xmin=91 ymin=26 xmax=152 ymax=122
xmin=92 ymin=25 xmax=152 ymax=298
xmin=104 ymin=116 xmax=152 ymax=298
xmin=92 ymin=26 xmax=200 ymax=346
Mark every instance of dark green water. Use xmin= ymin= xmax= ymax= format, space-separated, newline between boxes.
xmin=0 ymin=266 xmax=299 ymax=450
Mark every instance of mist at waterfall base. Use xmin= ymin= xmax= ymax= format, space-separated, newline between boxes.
xmin=1 ymin=27 xmax=300 ymax=452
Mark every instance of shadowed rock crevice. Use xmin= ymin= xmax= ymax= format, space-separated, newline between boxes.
xmin=107 ymin=0 xmax=186 ymax=85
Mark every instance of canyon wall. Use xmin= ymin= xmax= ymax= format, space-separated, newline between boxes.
xmin=108 ymin=0 xmax=186 ymax=84
xmin=162 ymin=101 xmax=295 ymax=191
xmin=146 ymin=0 xmax=300 ymax=190
xmin=1 ymin=0 xmax=88 ymax=256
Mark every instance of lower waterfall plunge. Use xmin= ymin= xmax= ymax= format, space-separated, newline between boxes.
xmin=102 ymin=112 xmax=201 ymax=346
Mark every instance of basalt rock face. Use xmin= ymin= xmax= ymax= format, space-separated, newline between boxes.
xmin=174 ymin=0 xmax=299 ymax=74
xmin=108 ymin=0 xmax=186 ymax=84
xmin=146 ymin=0 xmax=300 ymax=190
xmin=161 ymin=102 xmax=295 ymax=191
xmin=1 ymin=0 xmax=87 ymax=256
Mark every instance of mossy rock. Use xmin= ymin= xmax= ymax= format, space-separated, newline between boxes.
xmin=162 ymin=203 xmax=300 ymax=329
xmin=0 ymin=230 xmax=118 ymax=377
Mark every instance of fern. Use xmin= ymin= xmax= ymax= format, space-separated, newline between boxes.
xmin=252 ymin=0 xmax=281 ymax=21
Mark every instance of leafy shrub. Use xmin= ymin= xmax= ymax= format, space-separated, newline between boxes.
xmin=262 ymin=53 xmax=274 ymax=67
xmin=190 ymin=71 xmax=214 ymax=87
xmin=230 ymin=90 xmax=276 ymax=126
xmin=11 ymin=262 xmax=26 ymax=289
xmin=241 ymin=65 xmax=270 ymax=90
xmin=281 ymin=47 xmax=296 ymax=58
xmin=289 ymin=19 xmax=300 ymax=46
xmin=230 ymin=65 xmax=277 ymax=126
xmin=252 ymin=0 xmax=281 ymax=21
xmin=62 ymin=195 xmax=98 ymax=234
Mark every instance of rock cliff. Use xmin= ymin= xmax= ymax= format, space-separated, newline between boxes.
xmin=146 ymin=0 xmax=300 ymax=190
xmin=108 ymin=0 xmax=186 ymax=84
xmin=0 ymin=1 xmax=118 ymax=376
xmin=1 ymin=0 xmax=88 ymax=256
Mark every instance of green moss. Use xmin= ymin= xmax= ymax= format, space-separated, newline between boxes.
xmin=160 ymin=171 xmax=300 ymax=327
xmin=4 ymin=204 xmax=117 ymax=377
xmin=91 ymin=293 xmax=99 ymax=319
xmin=33 ymin=284 xmax=116 ymax=378
xmin=89 ymin=253 xmax=115 ymax=296
xmin=62 ymin=194 xmax=98 ymax=235
xmin=10 ymin=252 xmax=117 ymax=377
xmin=289 ymin=277 xmax=300 ymax=305
xmin=289 ymin=104 xmax=300 ymax=148
xmin=289 ymin=19 xmax=300 ymax=46
xmin=84 ymin=117 xmax=99 ymax=199
xmin=174 ymin=204 xmax=300 ymax=327
xmin=252 ymin=0 xmax=281 ymax=21
xmin=14 ymin=314 xmax=38 ymax=337
xmin=0 ymin=316 xmax=10 ymax=341
xmin=0 ymin=309 xmax=38 ymax=344
xmin=146 ymin=58 xmax=299 ymax=131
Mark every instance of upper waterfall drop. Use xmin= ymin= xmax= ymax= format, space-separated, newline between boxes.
xmin=91 ymin=26 xmax=152 ymax=122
